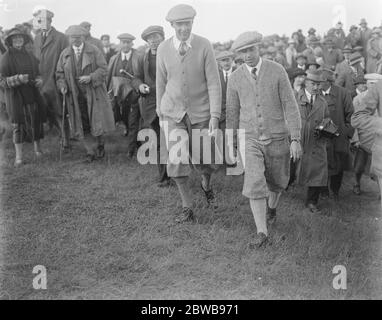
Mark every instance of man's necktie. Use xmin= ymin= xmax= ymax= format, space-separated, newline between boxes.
xmin=308 ymin=95 xmax=314 ymax=113
xmin=225 ymin=71 xmax=228 ymax=84
xmin=41 ymin=32 xmax=47 ymax=45
xmin=179 ymin=42 xmax=188 ymax=56
xmin=251 ymin=67 xmax=257 ymax=80
xmin=122 ymin=55 xmax=128 ymax=70
xmin=76 ymin=48 xmax=81 ymax=62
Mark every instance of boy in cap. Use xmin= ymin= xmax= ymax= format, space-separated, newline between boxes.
xmin=352 ymin=75 xmax=382 ymax=208
xmin=227 ymin=31 xmax=302 ymax=248
xmin=107 ymin=32 xmax=141 ymax=158
xmin=134 ymin=25 xmax=172 ymax=187
xmin=56 ymin=25 xmax=115 ymax=162
xmin=156 ymin=4 xmax=222 ymax=223
xmin=33 ymin=9 xmax=70 ymax=149
xmin=101 ymin=34 xmax=117 ymax=64
xmin=320 ymin=68 xmax=354 ymax=200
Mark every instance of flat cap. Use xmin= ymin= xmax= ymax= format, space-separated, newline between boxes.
xmin=353 ymin=46 xmax=363 ymax=52
xmin=320 ymin=67 xmax=336 ymax=82
xmin=365 ymin=73 xmax=382 ymax=82
xmin=216 ymin=50 xmax=234 ymax=61
xmin=308 ymin=27 xmax=316 ymax=34
xmin=323 ymin=36 xmax=335 ymax=44
xmin=231 ymin=31 xmax=263 ymax=52
xmin=372 ymin=27 xmax=382 ymax=35
xmin=307 ymin=35 xmax=320 ymax=44
xmin=141 ymin=25 xmax=164 ymax=41
xmin=117 ymin=33 xmax=136 ymax=41
xmin=342 ymin=45 xmax=353 ymax=53
xmin=349 ymin=52 xmax=363 ymax=66
xmin=305 ymin=70 xmax=325 ymax=82
xmin=80 ymin=21 xmax=92 ymax=28
xmin=65 ymin=25 xmax=87 ymax=37
xmin=354 ymin=75 xmax=366 ymax=85
xmin=166 ymin=4 xmax=196 ymax=23
xmin=33 ymin=9 xmax=54 ymax=19
xmin=288 ymin=68 xmax=307 ymax=79
xmin=349 ymin=25 xmax=358 ymax=32
xmin=267 ymin=46 xmax=277 ymax=54
xmin=295 ymin=53 xmax=307 ymax=60
xmin=100 ymin=34 xmax=110 ymax=40
xmin=359 ymin=18 xmax=367 ymax=25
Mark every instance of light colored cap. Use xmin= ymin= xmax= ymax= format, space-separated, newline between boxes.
xmin=166 ymin=4 xmax=196 ymax=23
xmin=231 ymin=31 xmax=263 ymax=52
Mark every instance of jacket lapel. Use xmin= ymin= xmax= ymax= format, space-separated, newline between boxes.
xmin=81 ymin=44 xmax=93 ymax=71
xmin=41 ymin=28 xmax=55 ymax=50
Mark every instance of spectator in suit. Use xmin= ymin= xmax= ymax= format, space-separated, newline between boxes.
xmin=322 ymin=37 xmax=343 ymax=70
xmin=359 ymin=18 xmax=373 ymax=62
xmin=227 ymin=31 xmax=302 ymax=248
xmin=320 ymin=68 xmax=355 ymax=200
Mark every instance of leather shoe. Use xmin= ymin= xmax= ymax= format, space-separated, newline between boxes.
xmin=175 ymin=207 xmax=195 ymax=223
xmin=307 ymin=203 xmax=322 ymax=214
xmin=249 ymin=232 xmax=269 ymax=249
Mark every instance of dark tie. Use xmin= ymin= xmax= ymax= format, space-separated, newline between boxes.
xmin=122 ymin=55 xmax=128 ymax=70
xmin=42 ymin=32 xmax=47 ymax=45
xmin=225 ymin=71 xmax=228 ymax=84
xmin=308 ymin=95 xmax=314 ymax=113
xmin=179 ymin=42 xmax=188 ymax=56
xmin=251 ymin=67 xmax=257 ymax=80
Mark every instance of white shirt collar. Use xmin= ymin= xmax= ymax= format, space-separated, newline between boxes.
xmin=304 ymin=89 xmax=313 ymax=101
xmin=223 ymin=67 xmax=233 ymax=77
xmin=173 ymin=34 xmax=193 ymax=51
xmin=121 ymin=50 xmax=132 ymax=61
xmin=72 ymin=42 xmax=84 ymax=53
xmin=245 ymin=58 xmax=262 ymax=77
xmin=322 ymin=86 xmax=331 ymax=96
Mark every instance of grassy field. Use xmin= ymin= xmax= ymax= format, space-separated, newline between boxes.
xmin=0 ymin=128 xmax=381 ymax=300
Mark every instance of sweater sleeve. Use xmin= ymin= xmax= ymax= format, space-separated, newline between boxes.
xmin=204 ymin=41 xmax=222 ymax=120
xmin=156 ymin=43 xmax=167 ymax=118
xmin=278 ymin=67 xmax=302 ymax=140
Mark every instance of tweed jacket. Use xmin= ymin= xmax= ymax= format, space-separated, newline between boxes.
xmin=226 ymin=59 xmax=301 ymax=142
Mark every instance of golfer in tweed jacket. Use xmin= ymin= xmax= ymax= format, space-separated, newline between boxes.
xmin=227 ymin=31 xmax=302 ymax=248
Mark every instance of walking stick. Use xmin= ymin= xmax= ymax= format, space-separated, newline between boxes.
xmin=59 ymin=93 xmax=66 ymax=161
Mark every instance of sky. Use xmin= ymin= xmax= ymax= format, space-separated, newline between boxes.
xmin=1 ymin=0 xmax=382 ymax=46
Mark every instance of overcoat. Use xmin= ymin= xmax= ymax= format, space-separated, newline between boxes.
xmin=56 ymin=43 xmax=115 ymax=138
xmin=296 ymin=89 xmax=329 ymax=186
xmin=366 ymin=37 xmax=382 ymax=74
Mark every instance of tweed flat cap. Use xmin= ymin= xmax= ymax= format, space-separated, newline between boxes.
xmin=80 ymin=21 xmax=92 ymax=28
xmin=342 ymin=45 xmax=353 ymax=53
xmin=353 ymin=46 xmax=363 ymax=52
xmin=65 ymin=25 xmax=87 ymax=37
xmin=359 ymin=18 xmax=367 ymax=25
xmin=231 ymin=31 xmax=263 ymax=52
xmin=305 ymin=70 xmax=324 ymax=82
xmin=365 ymin=73 xmax=382 ymax=82
xmin=354 ymin=75 xmax=366 ymax=85
xmin=33 ymin=9 xmax=54 ymax=19
xmin=216 ymin=50 xmax=234 ymax=61
xmin=117 ymin=33 xmax=136 ymax=41
xmin=295 ymin=53 xmax=307 ymax=60
xmin=349 ymin=52 xmax=363 ymax=66
xmin=320 ymin=68 xmax=335 ymax=82
xmin=141 ymin=25 xmax=164 ymax=41
xmin=166 ymin=4 xmax=196 ymax=23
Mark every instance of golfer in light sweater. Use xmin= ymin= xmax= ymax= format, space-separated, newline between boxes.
xmin=156 ymin=4 xmax=222 ymax=223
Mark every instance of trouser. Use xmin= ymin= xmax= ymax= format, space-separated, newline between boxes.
xmin=330 ymin=171 xmax=344 ymax=195
xmin=354 ymin=147 xmax=370 ymax=176
xmin=150 ymin=117 xmax=169 ymax=183
xmin=114 ymin=100 xmax=140 ymax=153
xmin=306 ymin=186 xmax=327 ymax=205
xmin=42 ymin=91 xmax=70 ymax=145
xmin=12 ymin=104 xmax=44 ymax=144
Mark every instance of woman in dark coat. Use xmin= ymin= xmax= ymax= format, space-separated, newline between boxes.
xmin=0 ymin=28 xmax=46 ymax=167
xmin=296 ymin=71 xmax=330 ymax=214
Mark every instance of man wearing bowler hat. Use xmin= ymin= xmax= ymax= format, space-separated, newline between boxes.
xmin=226 ymin=31 xmax=302 ymax=248
xmin=156 ymin=4 xmax=222 ymax=223
xmin=107 ymin=33 xmax=141 ymax=159
xmin=134 ymin=25 xmax=172 ymax=187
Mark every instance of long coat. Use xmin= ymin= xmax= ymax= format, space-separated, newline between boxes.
xmin=366 ymin=37 xmax=382 ymax=74
xmin=359 ymin=28 xmax=373 ymax=60
xmin=0 ymin=48 xmax=46 ymax=124
xmin=34 ymin=27 xmax=68 ymax=114
xmin=56 ymin=43 xmax=115 ymax=138
xmin=296 ymin=90 xmax=329 ymax=186
xmin=351 ymin=80 xmax=382 ymax=177
xmin=322 ymin=84 xmax=355 ymax=174
xmin=335 ymin=63 xmax=364 ymax=98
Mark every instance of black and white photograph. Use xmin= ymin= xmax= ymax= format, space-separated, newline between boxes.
xmin=0 ymin=0 xmax=382 ymax=304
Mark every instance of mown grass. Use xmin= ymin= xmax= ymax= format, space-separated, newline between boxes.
xmin=0 ymin=129 xmax=381 ymax=300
